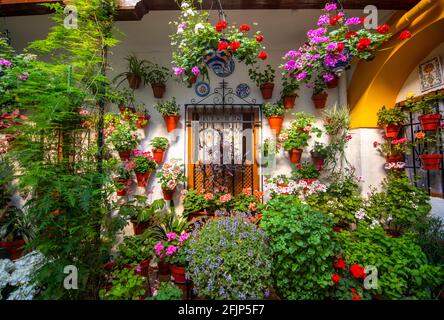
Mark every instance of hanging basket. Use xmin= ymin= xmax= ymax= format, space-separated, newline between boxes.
xmin=127 ymin=73 xmax=142 ymax=89
xmin=326 ymin=74 xmax=339 ymax=89
xmin=162 ymin=188 xmax=176 ymax=200
xmin=118 ymin=149 xmax=132 ymax=161
xmin=136 ymin=113 xmax=150 ymax=129
xmin=311 ymin=153 xmax=325 ymax=171
xmin=312 ymin=92 xmax=328 ymax=109
xmin=418 ymin=114 xmax=441 ymax=131
xmin=289 ymin=148 xmax=303 ymax=164
xmin=385 ymin=155 xmax=404 ymax=163
xmin=114 ymin=178 xmax=131 ymax=196
xmin=135 ymin=172 xmax=151 ymax=187
xmin=163 ymin=115 xmax=180 ymax=132
xmin=384 ymin=125 xmax=402 ymax=139
xmin=152 ymin=149 xmax=165 ymax=164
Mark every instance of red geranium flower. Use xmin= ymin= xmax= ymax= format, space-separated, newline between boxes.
xmin=255 ymin=34 xmax=264 ymax=42
xmin=376 ymin=24 xmax=390 ymax=34
xmin=350 ymin=263 xmax=366 ymax=279
xmin=239 ymin=24 xmax=251 ymax=32
xmin=336 ymin=42 xmax=345 ymax=52
xmin=334 ymin=258 xmax=347 ymax=269
xmin=357 ymin=38 xmax=371 ymax=52
xmin=351 ymin=288 xmax=362 ymax=300
xmin=345 ymin=31 xmax=357 ymax=39
xmin=332 ymin=274 xmax=341 ymax=284
xmin=258 ymin=51 xmax=268 ymax=60
xmin=229 ymin=41 xmax=241 ymax=51
xmin=399 ymin=30 xmax=412 ymax=40
xmin=215 ymin=21 xmax=228 ymax=32
xmin=218 ymin=41 xmax=229 ymax=51
xmin=360 ymin=17 xmax=366 ymax=24
xmin=330 ymin=15 xmax=342 ymax=26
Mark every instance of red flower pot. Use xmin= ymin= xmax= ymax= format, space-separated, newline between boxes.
xmin=170 ymin=265 xmax=187 ymax=283
xmin=0 ymin=240 xmax=25 ymax=261
xmin=289 ymin=149 xmax=303 ymax=164
xmin=135 ymin=172 xmax=151 ymax=187
xmin=139 ymin=259 xmax=150 ymax=276
xmin=164 ymin=115 xmax=180 ymax=132
xmin=114 ymin=178 xmax=130 ymax=196
xmin=127 ymin=73 xmax=142 ymax=89
xmin=189 ymin=75 xmax=197 ymax=85
xmin=151 ymin=83 xmax=166 ymax=99
xmin=420 ymin=154 xmax=443 ymax=170
xmin=384 ymin=125 xmax=401 ymax=139
xmin=267 ymin=116 xmax=284 ymax=135
xmin=158 ymin=261 xmax=170 ymax=276
xmin=419 ymin=114 xmax=441 ymax=131
xmin=132 ymin=220 xmax=150 ymax=235
xmin=326 ymin=75 xmax=339 ymax=89
xmin=136 ymin=113 xmax=149 ymax=129
xmin=162 ymin=188 xmax=175 ymax=200
xmin=312 ymin=92 xmax=328 ymax=109
xmin=260 ymin=83 xmax=275 ymax=100
xmin=282 ymin=94 xmax=298 ymax=109
xmin=385 ymin=155 xmax=404 ymax=163
xmin=118 ymin=149 xmax=132 ymax=161
xmin=152 ymin=149 xmax=165 ymax=164
xmin=311 ymin=156 xmax=325 ymax=171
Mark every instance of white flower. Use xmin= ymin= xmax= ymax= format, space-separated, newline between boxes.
xmin=181 ymin=2 xmax=190 ymax=8
xmin=355 ymin=209 xmax=365 ymax=220
xmin=184 ymin=9 xmax=195 ymax=17
xmin=194 ymin=23 xmax=204 ymax=33
xmin=369 ymin=219 xmax=380 ymax=229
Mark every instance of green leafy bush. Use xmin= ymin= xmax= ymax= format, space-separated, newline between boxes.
xmin=144 ymin=62 xmax=170 ymax=85
xmin=183 ymin=189 xmax=208 ymax=216
xmin=132 ymin=150 xmax=157 ymax=173
xmin=149 ymin=282 xmax=182 ymax=300
xmin=99 ymin=268 xmax=146 ymax=300
xmin=261 ymin=195 xmax=337 ymax=299
xmin=279 ymin=112 xmax=321 ymax=151
xmin=291 ymin=162 xmax=320 ymax=180
xmin=186 ymin=214 xmax=273 ymax=300
xmin=109 ymin=121 xmax=139 ymax=151
xmin=248 ymin=64 xmax=275 ymax=86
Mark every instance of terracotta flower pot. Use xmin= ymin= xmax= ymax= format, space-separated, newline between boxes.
xmin=132 ymin=220 xmax=150 ymax=235
xmin=162 ymin=188 xmax=175 ymax=200
xmin=0 ymin=240 xmax=25 ymax=261
xmin=151 ymin=83 xmax=166 ymax=99
xmin=152 ymin=149 xmax=165 ymax=164
xmin=136 ymin=113 xmax=149 ymax=129
xmin=311 ymin=155 xmax=325 ymax=171
xmin=135 ymin=172 xmax=151 ymax=187
xmin=326 ymin=74 xmax=339 ymax=89
xmin=158 ymin=261 xmax=170 ymax=276
xmin=282 ymin=94 xmax=298 ymax=109
xmin=127 ymin=73 xmax=142 ymax=89
xmin=114 ymin=178 xmax=130 ymax=196
xmin=312 ymin=92 xmax=328 ymax=109
xmin=267 ymin=116 xmax=284 ymax=135
xmin=118 ymin=149 xmax=132 ymax=161
xmin=419 ymin=114 xmax=441 ymax=131
xmin=384 ymin=125 xmax=401 ymax=139
xmin=139 ymin=260 xmax=150 ymax=276
xmin=188 ymin=75 xmax=197 ymax=86
xmin=260 ymin=83 xmax=275 ymax=100
xmin=163 ymin=115 xmax=180 ymax=132
xmin=170 ymin=265 xmax=187 ymax=283
xmin=420 ymin=154 xmax=443 ymax=170
xmin=288 ymin=148 xmax=303 ymax=164
xmin=385 ymin=155 xmax=404 ymax=163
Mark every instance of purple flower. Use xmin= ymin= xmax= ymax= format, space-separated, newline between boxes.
xmin=167 ymin=232 xmax=177 ymax=241
xmin=166 ymin=245 xmax=177 ymax=255
xmin=296 ymin=72 xmax=307 ymax=81
xmin=173 ymin=66 xmax=185 ymax=76
xmin=191 ymin=66 xmax=200 ymax=76
xmin=324 ymin=3 xmax=337 ymax=11
xmin=323 ymin=73 xmax=335 ymax=82
xmin=135 ymin=265 xmax=142 ymax=273
xmin=0 ymin=59 xmax=12 ymax=67
xmin=317 ymin=14 xmax=330 ymax=26
xmin=284 ymin=50 xmax=300 ymax=59
xmin=326 ymin=42 xmax=338 ymax=51
xmin=324 ymin=54 xmax=338 ymax=67
xmin=307 ymin=27 xmax=327 ymax=39
xmin=345 ymin=17 xmax=361 ymax=26
xmin=18 ymin=72 xmax=29 ymax=81
xmin=284 ymin=60 xmax=296 ymax=71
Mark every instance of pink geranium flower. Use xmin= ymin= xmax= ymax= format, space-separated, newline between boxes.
xmin=166 ymin=232 xmax=177 ymax=241
xmin=165 ymin=245 xmax=177 ymax=255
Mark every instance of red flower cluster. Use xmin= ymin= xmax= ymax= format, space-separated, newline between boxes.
xmin=345 ymin=31 xmax=357 ymax=39
xmin=399 ymin=30 xmax=412 ymax=40
xmin=332 ymin=274 xmax=341 ymax=284
xmin=334 ymin=257 xmax=347 ymax=269
xmin=357 ymin=38 xmax=371 ymax=52
xmin=350 ymin=263 xmax=366 ymax=279
xmin=330 ymin=15 xmax=342 ymax=26
xmin=258 ymin=51 xmax=268 ymax=60
xmin=255 ymin=34 xmax=264 ymax=42
xmin=218 ymin=41 xmax=228 ymax=51
xmin=376 ymin=24 xmax=390 ymax=34
xmin=351 ymin=288 xmax=362 ymax=300
xmin=336 ymin=42 xmax=345 ymax=53
xmin=215 ymin=20 xmax=228 ymax=32
xmin=230 ymin=41 xmax=241 ymax=51
xmin=239 ymin=24 xmax=251 ymax=32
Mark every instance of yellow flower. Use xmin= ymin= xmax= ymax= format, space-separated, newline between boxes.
xmin=405 ymin=92 xmax=416 ymax=100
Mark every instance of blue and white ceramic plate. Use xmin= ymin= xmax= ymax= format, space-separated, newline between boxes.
xmin=195 ymin=81 xmax=210 ymax=97
xmin=236 ymin=83 xmax=250 ymax=99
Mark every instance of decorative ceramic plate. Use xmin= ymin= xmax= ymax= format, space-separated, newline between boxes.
xmin=195 ymin=81 xmax=210 ymax=97
xmin=236 ymin=83 xmax=250 ymax=99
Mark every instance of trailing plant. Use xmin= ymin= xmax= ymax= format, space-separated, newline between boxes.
xmin=377 ymin=106 xmax=407 ymax=127
xmin=311 ymin=141 xmax=329 ymax=158
xmin=291 ymin=162 xmax=320 ymax=180
xmin=150 ymin=137 xmax=169 ymax=151
xmin=278 ymin=112 xmax=321 ymax=151
xmin=149 ymin=282 xmax=182 ymax=300
xmin=186 ymin=213 xmax=273 ymax=300
xmin=248 ymin=64 xmax=275 ymax=86
xmin=99 ymin=268 xmax=146 ymax=300
xmin=263 ymin=102 xmax=284 ymax=118
xmin=405 ymin=93 xmax=444 ymax=114
xmin=281 ymin=73 xmax=300 ymax=97
xmin=154 ymin=97 xmax=180 ymax=116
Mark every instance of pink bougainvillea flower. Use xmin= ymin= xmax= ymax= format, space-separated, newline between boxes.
xmin=345 ymin=17 xmax=361 ymax=26
xmin=324 ymin=3 xmax=337 ymax=11
xmin=173 ymin=66 xmax=185 ymax=76
xmin=191 ymin=66 xmax=200 ymax=76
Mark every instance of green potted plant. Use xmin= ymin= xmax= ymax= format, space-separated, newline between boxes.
xmin=155 ymin=97 xmax=181 ymax=132
xmin=263 ymin=102 xmax=285 ymax=134
xmin=134 ymin=103 xmax=150 ymax=129
xmin=291 ymin=161 xmax=321 ymax=184
xmin=110 ymin=88 xmax=136 ymax=118
xmin=99 ymin=268 xmax=147 ymax=300
xmin=113 ymin=165 xmax=132 ymax=197
xmin=130 ymin=150 xmax=158 ymax=187
xmin=248 ymin=64 xmax=275 ymax=100
xmin=312 ymin=75 xmax=329 ymax=109
xmin=119 ymin=197 xmax=166 ymax=235
xmin=108 ymin=121 xmax=139 ymax=161
xmin=144 ymin=62 xmax=170 ymax=98
xmin=377 ymin=105 xmax=407 ymax=139
xmin=278 ymin=112 xmax=321 ymax=163
xmin=182 ymin=189 xmax=208 ymax=219
xmin=373 ymin=137 xmax=409 ymax=163
xmin=149 ymin=137 xmax=169 ymax=164
xmin=281 ymin=75 xmax=300 ymax=109
xmin=0 ymin=206 xmax=32 ymax=260
xmin=113 ymin=54 xmax=149 ymax=90
xmin=149 ymin=282 xmax=183 ymax=300
xmin=406 ymin=94 xmax=443 ymax=131
xmin=414 ymin=131 xmax=443 ymax=170
xmin=157 ymin=159 xmax=186 ymax=200
xmin=311 ymin=141 xmax=329 ymax=171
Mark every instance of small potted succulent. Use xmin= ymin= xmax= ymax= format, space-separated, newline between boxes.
xmin=414 ymin=131 xmax=443 ymax=170
xmin=113 ymin=54 xmax=149 ymax=90
xmin=113 ymin=165 xmax=132 ymax=197
xmin=157 ymin=159 xmax=186 ymax=200
xmin=149 ymin=137 xmax=169 ymax=164
xmin=155 ymin=97 xmax=181 ymax=132
xmin=310 ymin=141 xmax=329 ymax=171
xmin=377 ymin=106 xmax=407 ymax=139
xmin=108 ymin=121 xmax=140 ymax=161
xmin=373 ymin=138 xmax=409 ymax=163
xmin=406 ymin=94 xmax=443 ymax=132
xmin=281 ymin=75 xmax=300 ymax=109
xmin=134 ymin=103 xmax=150 ymax=129
xmin=291 ymin=161 xmax=320 ymax=184
xmin=312 ymin=76 xmax=329 ymax=109
xmin=144 ymin=62 xmax=170 ymax=99
xmin=248 ymin=64 xmax=275 ymax=100
xmin=263 ymin=102 xmax=285 ymax=135
xmin=131 ymin=150 xmax=158 ymax=187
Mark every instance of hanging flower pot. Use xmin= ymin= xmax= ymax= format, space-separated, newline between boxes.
xmin=170 ymin=265 xmax=187 ymax=283
xmin=127 ymin=73 xmax=142 ymax=89
xmin=419 ymin=114 xmax=441 ymax=131
xmin=158 ymin=261 xmax=170 ymax=276
xmin=0 ymin=240 xmax=25 ymax=261
xmin=152 ymin=149 xmax=165 ymax=164
xmin=260 ymin=83 xmax=275 ymax=100
xmin=384 ymin=124 xmax=402 ymax=139
xmin=289 ymin=148 xmax=303 ymax=164
xmin=188 ymin=75 xmax=197 ymax=86
xmin=135 ymin=172 xmax=151 ymax=187
xmin=385 ymin=155 xmax=404 ymax=163
xmin=312 ymin=92 xmax=328 ymax=109
xmin=163 ymin=115 xmax=180 ymax=132
xmin=118 ymin=149 xmax=132 ymax=161
xmin=282 ymin=94 xmax=298 ymax=109
xmin=267 ymin=116 xmax=284 ymax=135
xmin=420 ymin=154 xmax=443 ymax=170
xmin=162 ymin=188 xmax=176 ymax=200
xmin=151 ymin=83 xmax=166 ymax=99
xmin=132 ymin=220 xmax=150 ymax=235
xmin=311 ymin=154 xmax=325 ymax=171
xmin=114 ymin=178 xmax=131 ymax=196
xmin=136 ymin=113 xmax=150 ymax=129
xmin=326 ymin=74 xmax=339 ymax=89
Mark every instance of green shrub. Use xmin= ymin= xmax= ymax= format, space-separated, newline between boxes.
xmin=261 ymin=195 xmax=337 ymax=299
xmin=149 ymin=282 xmax=182 ymax=300
xmin=99 ymin=268 xmax=146 ymax=300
